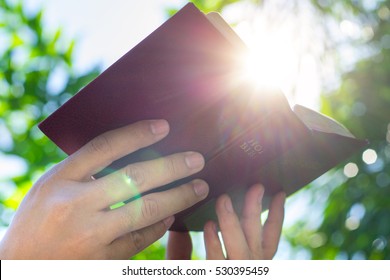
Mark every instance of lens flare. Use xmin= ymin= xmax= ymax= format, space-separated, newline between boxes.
xmin=109 ymin=172 xmax=142 ymax=210
xmin=240 ymin=49 xmax=282 ymax=90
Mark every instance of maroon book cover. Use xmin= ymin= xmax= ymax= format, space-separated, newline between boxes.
xmin=38 ymin=3 xmax=367 ymax=231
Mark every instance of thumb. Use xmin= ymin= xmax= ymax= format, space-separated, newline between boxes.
xmin=166 ymin=231 xmax=192 ymax=259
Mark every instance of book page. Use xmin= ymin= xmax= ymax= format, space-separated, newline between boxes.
xmin=206 ymin=12 xmax=246 ymax=49
xmin=294 ymin=104 xmax=355 ymax=138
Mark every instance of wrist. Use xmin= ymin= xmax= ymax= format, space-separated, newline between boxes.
xmin=0 ymin=232 xmax=23 ymax=260
xmin=0 ymin=236 xmax=11 ymax=259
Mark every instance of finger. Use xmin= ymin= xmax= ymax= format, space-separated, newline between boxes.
xmin=204 ymin=221 xmax=225 ymax=260
xmin=90 ymin=152 xmax=204 ymax=209
xmin=262 ymin=192 xmax=285 ymax=259
xmin=59 ymin=120 xmax=170 ymax=181
xmin=107 ymin=216 xmax=175 ymax=259
xmin=216 ymin=194 xmax=250 ymax=259
xmin=166 ymin=231 xmax=192 ymax=260
xmin=105 ymin=179 xmax=209 ymax=239
xmin=240 ymin=184 xmax=264 ymax=259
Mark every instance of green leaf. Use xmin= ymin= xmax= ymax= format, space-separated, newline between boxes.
xmin=64 ymin=39 xmax=75 ymax=65
xmin=11 ymin=33 xmax=23 ymax=47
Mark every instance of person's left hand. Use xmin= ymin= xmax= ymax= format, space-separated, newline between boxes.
xmin=166 ymin=184 xmax=285 ymax=260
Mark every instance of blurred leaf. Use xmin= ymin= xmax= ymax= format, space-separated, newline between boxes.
xmin=64 ymin=39 xmax=75 ymax=65
xmin=131 ymin=241 xmax=166 ymax=260
xmin=4 ymin=181 xmax=31 ymax=210
xmin=11 ymin=33 xmax=23 ymax=46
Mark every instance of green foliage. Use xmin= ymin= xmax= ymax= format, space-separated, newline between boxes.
xmin=167 ymin=0 xmax=257 ymax=15
xmin=0 ymin=0 xmax=99 ymax=220
xmin=190 ymin=0 xmax=247 ymax=12
xmin=131 ymin=241 xmax=167 ymax=260
xmin=285 ymin=0 xmax=390 ymax=259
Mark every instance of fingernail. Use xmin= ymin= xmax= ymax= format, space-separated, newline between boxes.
xmin=185 ymin=152 xmax=204 ymax=169
xmin=150 ymin=120 xmax=169 ymax=135
xmin=193 ymin=180 xmax=209 ymax=197
xmin=224 ymin=196 xmax=234 ymax=213
xmin=163 ymin=216 xmax=175 ymax=227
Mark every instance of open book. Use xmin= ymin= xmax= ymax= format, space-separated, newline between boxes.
xmin=38 ymin=3 xmax=368 ymax=231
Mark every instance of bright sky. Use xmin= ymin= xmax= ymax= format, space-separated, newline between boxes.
xmin=31 ymin=0 xmax=185 ymax=71
xmin=32 ymin=0 xmax=323 ymax=109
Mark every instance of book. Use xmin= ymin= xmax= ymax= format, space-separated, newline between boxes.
xmin=38 ymin=3 xmax=368 ymax=231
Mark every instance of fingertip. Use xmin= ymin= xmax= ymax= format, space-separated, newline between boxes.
xmin=184 ymin=152 xmax=205 ymax=170
xmin=280 ymin=192 xmax=286 ymax=203
xmin=215 ymin=194 xmax=230 ymax=213
xmin=246 ymin=184 xmax=265 ymax=204
xmin=149 ymin=119 xmax=170 ymax=136
xmin=242 ymin=184 xmax=265 ymax=217
xmin=204 ymin=220 xmax=218 ymax=235
xmin=219 ymin=195 xmax=237 ymax=215
xmin=192 ymin=179 xmax=209 ymax=198
xmin=251 ymin=183 xmax=265 ymax=192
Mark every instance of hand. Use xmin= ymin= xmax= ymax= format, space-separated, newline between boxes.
xmin=167 ymin=184 xmax=285 ymax=260
xmin=0 ymin=120 xmax=209 ymax=259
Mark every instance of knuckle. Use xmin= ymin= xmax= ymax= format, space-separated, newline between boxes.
xmin=119 ymin=208 xmax=137 ymax=231
xmin=124 ymin=165 xmax=146 ymax=187
xmin=242 ymin=209 xmax=259 ymax=221
xmin=89 ymin=134 xmax=112 ymax=155
xmin=130 ymin=122 xmax=150 ymax=140
xmin=183 ymin=194 xmax=194 ymax=206
xmin=129 ymin=230 xmax=146 ymax=252
xmin=140 ymin=198 xmax=160 ymax=220
xmin=153 ymin=221 xmax=168 ymax=238
xmin=33 ymin=165 xmax=64 ymax=193
xmin=31 ymin=177 xmax=52 ymax=196
xmin=178 ymin=184 xmax=197 ymax=206
xmin=164 ymin=157 xmax=179 ymax=176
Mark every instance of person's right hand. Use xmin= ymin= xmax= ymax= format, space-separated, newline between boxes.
xmin=167 ymin=184 xmax=285 ymax=260
xmin=0 ymin=120 xmax=208 ymax=259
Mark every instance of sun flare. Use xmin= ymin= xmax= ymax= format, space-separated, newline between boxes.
xmin=241 ymin=48 xmax=283 ymax=90
xmin=231 ymin=12 xmax=321 ymax=108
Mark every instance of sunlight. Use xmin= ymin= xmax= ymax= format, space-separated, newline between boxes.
xmin=241 ymin=48 xmax=282 ymax=90
xmin=227 ymin=5 xmax=321 ymax=109
xmin=234 ymin=16 xmax=298 ymax=92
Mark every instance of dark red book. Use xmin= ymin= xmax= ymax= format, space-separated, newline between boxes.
xmin=38 ymin=3 xmax=368 ymax=231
